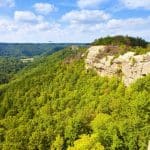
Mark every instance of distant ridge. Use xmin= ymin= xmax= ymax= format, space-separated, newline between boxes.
xmin=0 ymin=43 xmax=88 ymax=57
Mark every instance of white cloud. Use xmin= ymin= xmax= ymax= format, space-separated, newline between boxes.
xmin=33 ymin=3 xmax=55 ymax=15
xmin=0 ymin=11 xmax=150 ymax=43
xmin=120 ymin=0 xmax=150 ymax=9
xmin=102 ymin=17 xmax=150 ymax=40
xmin=14 ymin=11 xmax=43 ymax=23
xmin=106 ymin=18 xmax=150 ymax=30
xmin=0 ymin=20 xmax=63 ymax=43
xmin=0 ymin=19 xmax=17 ymax=32
xmin=61 ymin=10 xmax=110 ymax=24
xmin=62 ymin=16 xmax=150 ymax=42
xmin=77 ymin=0 xmax=105 ymax=9
xmin=0 ymin=0 xmax=15 ymax=7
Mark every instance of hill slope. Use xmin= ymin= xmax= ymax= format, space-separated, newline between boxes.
xmin=0 ymin=47 xmax=150 ymax=150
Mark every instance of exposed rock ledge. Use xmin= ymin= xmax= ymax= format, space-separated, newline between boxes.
xmin=85 ymin=46 xmax=150 ymax=86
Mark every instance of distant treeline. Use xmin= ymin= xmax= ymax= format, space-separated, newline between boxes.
xmin=0 ymin=43 xmax=87 ymax=57
xmin=92 ymin=35 xmax=148 ymax=47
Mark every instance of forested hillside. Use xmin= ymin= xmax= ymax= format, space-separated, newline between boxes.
xmin=0 ymin=47 xmax=149 ymax=150
xmin=0 ymin=57 xmax=29 ymax=84
xmin=0 ymin=43 xmax=86 ymax=57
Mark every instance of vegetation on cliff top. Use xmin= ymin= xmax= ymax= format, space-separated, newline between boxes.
xmin=92 ymin=36 xmax=150 ymax=56
xmin=92 ymin=35 xmax=148 ymax=48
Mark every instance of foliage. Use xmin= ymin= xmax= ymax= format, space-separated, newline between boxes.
xmin=0 ymin=57 xmax=28 ymax=84
xmin=68 ymin=134 xmax=104 ymax=150
xmin=0 ymin=43 xmax=86 ymax=57
xmin=0 ymin=47 xmax=149 ymax=150
xmin=92 ymin=35 xmax=148 ymax=48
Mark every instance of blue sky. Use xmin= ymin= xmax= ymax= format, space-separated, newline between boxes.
xmin=0 ymin=0 xmax=150 ymax=43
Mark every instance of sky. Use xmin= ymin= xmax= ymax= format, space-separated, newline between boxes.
xmin=0 ymin=0 xmax=150 ymax=43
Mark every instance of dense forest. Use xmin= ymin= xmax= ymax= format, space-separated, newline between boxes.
xmin=92 ymin=35 xmax=148 ymax=48
xmin=0 ymin=57 xmax=29 ymax=84
xmin=0 ymin=43 xmax=86 ymax=57
xmin=0 ymin=45 xmax=149 ymax=150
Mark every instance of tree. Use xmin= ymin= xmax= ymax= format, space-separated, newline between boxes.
xmin=68 ymin=134 xmax=104 ymax=150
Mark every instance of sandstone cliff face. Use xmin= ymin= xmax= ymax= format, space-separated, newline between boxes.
xmin=85 ymin=46 xmax=150 ymax=86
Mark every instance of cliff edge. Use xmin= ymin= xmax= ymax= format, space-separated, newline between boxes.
xmin=85 ymin=46 xmax=150 ymax=86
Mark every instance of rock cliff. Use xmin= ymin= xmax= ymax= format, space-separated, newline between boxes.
xmin=85 ymin=46 xmax=150 ymax=86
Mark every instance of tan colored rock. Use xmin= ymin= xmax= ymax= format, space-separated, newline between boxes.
xmin=142 ymin=62 xmax=150 ymax=74
xmin=148 ymin=140 xmax=150 ymax=150
xmin=85 ymin=46 xmax=150 ymax=86
xmin=86 ymin=46 xmax=105 ymax=59
xmin=134 ymin=55 xmax=144 ymax=62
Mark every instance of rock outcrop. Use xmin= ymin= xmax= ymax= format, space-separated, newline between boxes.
xmin=85 ymin=46 xmax=150 ymax=86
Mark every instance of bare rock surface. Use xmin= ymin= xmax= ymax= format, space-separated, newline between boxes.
xmin=85 ymin=46 xmax=150 ymax=86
